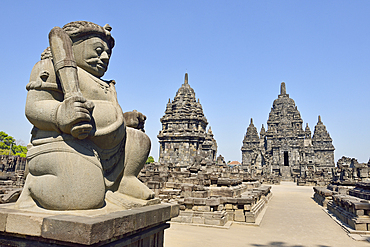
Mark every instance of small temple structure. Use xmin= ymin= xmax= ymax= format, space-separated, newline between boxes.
xmin=241 ymin=82 xmax=335 ymax=180
xmin=158 ymin=73 xmax=217 ymax=167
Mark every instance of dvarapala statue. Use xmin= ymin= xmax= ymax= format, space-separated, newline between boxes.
xmin=16 ymin=21 xmax=155 ymax=210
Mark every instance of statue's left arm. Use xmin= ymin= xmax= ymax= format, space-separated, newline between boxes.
xmin=123 ymin=110 xmax=146 ymax=132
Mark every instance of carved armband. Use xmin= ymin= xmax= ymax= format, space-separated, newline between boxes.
xmin=54 ymin=59 xmax=77 ymax=72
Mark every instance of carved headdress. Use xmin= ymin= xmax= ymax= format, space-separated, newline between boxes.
xmin=62 ymin=21 xmax=115 ymax=49
xmin=41 ymin=21 xmax=114 ymax=60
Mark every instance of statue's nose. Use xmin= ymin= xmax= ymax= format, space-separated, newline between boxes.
xmin=100 ymin=51 xmax=110 ymax=63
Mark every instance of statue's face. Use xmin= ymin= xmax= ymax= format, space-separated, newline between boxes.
xmin=73 ymin=36 xmax=111 ymax=78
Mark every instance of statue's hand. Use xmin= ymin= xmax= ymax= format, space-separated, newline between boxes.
xmin=123 ymin=110 xmax=146 ymax=132
xmin=56 ymin=95 xmax=95 ymax=139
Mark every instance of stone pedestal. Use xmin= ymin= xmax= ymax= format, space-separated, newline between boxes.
xmin=0 ymin=203 xmax=179 ymax=246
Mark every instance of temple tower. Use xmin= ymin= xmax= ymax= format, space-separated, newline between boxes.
xmin=312 ymin=115 xmax=335 ymax=167
xmin=158 ymin=73 xmax=216 ymax=167
xmin=265 ymin=82 xmax=305 ymax=179
xmin=242 ymin=82 xmax=335 ymax=180
xmin=241 ymin=118 xmax=261 ymax=171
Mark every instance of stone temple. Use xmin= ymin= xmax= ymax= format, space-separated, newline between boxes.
xmin=241 ymin=82 xmax=335 ymax=180
xmin=158 ymin=73 xmax=217 ymax=167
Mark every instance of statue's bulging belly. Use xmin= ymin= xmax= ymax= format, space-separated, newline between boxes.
xmin=89 ymin=100 xmax=126 ymax=150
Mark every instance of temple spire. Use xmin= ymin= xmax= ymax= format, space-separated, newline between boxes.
xmin=184 ymin=73 xmax=188 ymax=84
xmin=250 ymin=118 xmax=253 ymax=125
xmin=318 ymin=115 xmax=322 ymax=123
xmin=280 ymin=82 xmax=286 ymax=95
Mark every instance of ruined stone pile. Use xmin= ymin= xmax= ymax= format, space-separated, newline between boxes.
xmin=332 ymin=156 xmax=370 ymax=185
xmin=172 ymin=182 xmax=271 ymax=225
xmin=139 ymin=160 xmax=272 ymax=226
xmin=0 ymin=155 xmax=26 ymax=203
xmin=313 ymin=186 xmax=334 ymax=207
xmin=314 ymin=181 xmax=370 ymax=231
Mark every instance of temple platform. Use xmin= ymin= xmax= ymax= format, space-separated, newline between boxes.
xmin=0 ymin=203 xmax=179 ymax=246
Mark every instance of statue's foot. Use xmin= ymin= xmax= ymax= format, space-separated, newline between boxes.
xmin=118 ymin=176 xmax=155 ymax=200
xmin=105 ymin=191 xmax=159 ymax=209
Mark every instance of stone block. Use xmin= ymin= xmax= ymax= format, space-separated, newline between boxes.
xmin=244 ymin=204 xmax=251 ymax=211
xmin=237 ymin=198 xmax=254 ymax=205
xmin=355 ymin=223 xmax=367 ymax=231
xmin=204 ymin=218 xmax=226 ymax=226
xmin=192 ymin=217 xmax=205 ymax=224
xmin=226 ymin=210 xmax=234 ymax=221
xmin=217 ymin=205 xmax=224 ymax=211
xmin=180 ymin=216 xmax=192 ymax=223
xmin=194 ymin=198 xmax=206 ymax=205
xmin=179 ymin=211 xmax=193 ymax=217
xmin=234 ymin=209 xmax=245 ymax=222
xmin=42 ymin=203 xmax=177 ymax=245
xmin=192 ymin=191 xmax=208 ymax=198
xmin=225 ymin=204 xmax=233 ymax=210
xmin=0 ymin=209 xmax=12 ymax=232
xmin=206 ymin=198 xmax=220 ymax=206
xmin=184 ymin=198 xmax=194 ymax=204
xmin=225 ymin=198 xmax=237 ymax=204
xmin=245 ymin=212 xmax=255 ymax=223
xmin=7 ymin=211 xmax=48 ymax=236
xmin=182 ymin=191 xmax=192 ymax=198
xmin=203 ymin=211 xmax=224 ymax=219
xmin=192 ymin=211 xmax=203 ymax=217
xmin=196 ymin=206 xmax=211 ymax=212
xmin=356 ymin=209 xmax=365 ymax=216
xmin=170 ymin=216 xmax=182 ymax=222
xmin=42 ymin=215 xmax=114 ymax=245
xmin=166 ymin=182 xmax=175 ymax=188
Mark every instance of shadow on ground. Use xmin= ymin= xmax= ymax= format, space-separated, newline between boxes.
xmin=251 ymin=242 xmax=331 ymax=247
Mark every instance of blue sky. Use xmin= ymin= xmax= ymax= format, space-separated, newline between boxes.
xmin=0 ymin=1 xmax=369 ymax=163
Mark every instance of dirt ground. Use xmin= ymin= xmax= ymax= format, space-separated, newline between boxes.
xmin=164 ymin=182 xmax=370 ymax=247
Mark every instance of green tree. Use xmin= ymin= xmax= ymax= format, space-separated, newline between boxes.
xmin=0 ymin=131 xmax=27 ymax=157
xmin=146 ymin=156 xmax=155 ymax=164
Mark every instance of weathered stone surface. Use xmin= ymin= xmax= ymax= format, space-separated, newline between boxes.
xmin=16 ymin=21 xmax=157 ymax=211
xmin=234 ymin=209 xmax=245 ymax=222
xmin=0 ymin=203 xmax=178 ymax=246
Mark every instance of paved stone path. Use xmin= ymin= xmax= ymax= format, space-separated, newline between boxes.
xmin=164 ymin=182 xmax=370 ymax=247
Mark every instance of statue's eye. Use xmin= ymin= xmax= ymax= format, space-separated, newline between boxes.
xmin=96 ymin=47 xmax=103 ymax=54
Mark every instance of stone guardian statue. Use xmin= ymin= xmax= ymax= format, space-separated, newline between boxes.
xmin=16 ymin=21 xmax=155 ymax=210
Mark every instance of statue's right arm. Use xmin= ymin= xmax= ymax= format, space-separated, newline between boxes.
xmin=25 ymin=88 xmax=63 ymax=133
xmin=25 ymin=59 xmax=92 ymax=135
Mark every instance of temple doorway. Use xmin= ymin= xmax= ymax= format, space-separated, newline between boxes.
xmin=284 ymin=151 xmax=289 ymax=166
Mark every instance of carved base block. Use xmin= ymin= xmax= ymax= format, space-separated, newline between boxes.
xmin=0 ymin=203 xmax=179 ymax=246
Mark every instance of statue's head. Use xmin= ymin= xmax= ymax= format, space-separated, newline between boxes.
xmin=63 ymin=21 xmax=115 ymax=78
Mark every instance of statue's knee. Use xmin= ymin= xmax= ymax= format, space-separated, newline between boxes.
xmin=29 ymin=171 xmax=105 ymax=210
xmin=27 ymin=152 xmax=106 ymax=210
xmin=28 ymin=154 xmax=57 ymax=176
xmin=126 ymin=127 xmax=151 ymax=150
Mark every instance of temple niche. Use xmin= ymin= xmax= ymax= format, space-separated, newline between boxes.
xmin=242 ymin=82 xmax=335 ymax=181
xmin=158 ymin=73 xmax=217 ymax=167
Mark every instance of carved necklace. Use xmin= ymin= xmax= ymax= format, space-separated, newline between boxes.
xmin=88 ymin=73 xmax=110 ymax=94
